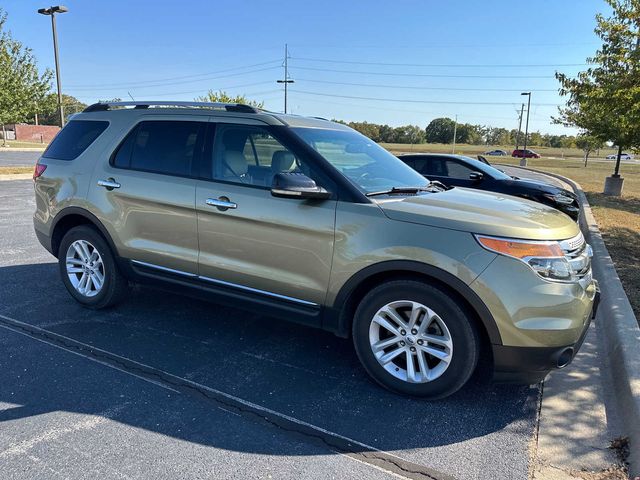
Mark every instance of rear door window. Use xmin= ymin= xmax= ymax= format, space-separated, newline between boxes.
xmin=112 ymin=120 xmax=205 ymax=177
xmin=43 ymin=120 xmax=109 ymax=160
xmin=444 ymin=160 xmax=475 ymax=179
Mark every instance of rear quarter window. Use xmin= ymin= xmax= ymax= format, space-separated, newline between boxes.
xmin=43 ymin=120 xmax=109 ymax=161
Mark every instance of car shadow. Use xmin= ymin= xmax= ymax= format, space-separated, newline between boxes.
xmin=0 ymin=262 xmax=539 ymax=457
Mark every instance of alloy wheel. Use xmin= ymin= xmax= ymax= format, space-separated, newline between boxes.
xmin=369 ymin=300 xmax=453 ymax=383
xmin=65 ymin=239 xmax=105 ymax=297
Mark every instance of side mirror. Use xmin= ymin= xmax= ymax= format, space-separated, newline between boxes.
xmin=271 ymin=172 xmax=331 ymax=200
xmin=469 ymin=171 xmax=484 ymax=182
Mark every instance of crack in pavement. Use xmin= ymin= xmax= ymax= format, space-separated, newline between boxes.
xmin=0 ymin=313 xmax=456 ymax=480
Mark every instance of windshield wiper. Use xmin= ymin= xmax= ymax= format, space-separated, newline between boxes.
xmin=365 ymin=181 xmax=451 ymax=197
xmin=366 ymin=186 xmax=432 ymax=197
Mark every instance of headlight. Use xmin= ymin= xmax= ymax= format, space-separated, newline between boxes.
xmin=543 ymin=193 xmax=575 ymax=205
xmin=476 ymin=235 xmax=574 ymax=282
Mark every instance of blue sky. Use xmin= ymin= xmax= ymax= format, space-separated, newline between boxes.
xmin=3 ymin=0 xmax=609 ymax=135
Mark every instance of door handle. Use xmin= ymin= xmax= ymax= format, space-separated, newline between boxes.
xmin=97 ymin=178 xmax=121 ymax=190
xmin=206 ymin=197 xmax=237 ymax=211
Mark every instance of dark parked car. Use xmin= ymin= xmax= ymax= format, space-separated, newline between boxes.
xmin=512 ymin=149 xmax=540 ymax=159
xmin=398 ymin=153 xmax=579 ymax=220
xmin=484 ymin=149 xmax=508 ymax=156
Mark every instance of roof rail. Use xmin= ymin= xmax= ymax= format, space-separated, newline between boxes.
xmin=83 ymin=101 xmax=261 ymax=114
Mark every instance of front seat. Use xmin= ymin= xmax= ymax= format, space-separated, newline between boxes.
xmin=268 ymin=150 xmax=296 ymax=186
xmin=222 ymin=150 xmax=250 ymax=183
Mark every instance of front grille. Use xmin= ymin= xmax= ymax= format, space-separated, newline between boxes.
xmin=560 ymin=233 xmax=592 ymax=278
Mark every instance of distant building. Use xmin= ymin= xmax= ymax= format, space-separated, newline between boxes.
xmin=1 ymin=124 xmax=60 ymax=143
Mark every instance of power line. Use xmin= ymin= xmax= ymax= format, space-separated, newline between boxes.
xmin=292 ymin=56 xmax=587 ymax=68
xmin=290 ymin=89 xmax=561 ymax=106
xmin=69 ymin=83 xmax=278 ymax=101
xmin=70 ymin=81 xmax=276 ymax=99
xmin=289 ymin=41 xmax=599 ymax=49
xmin=294 ymin=96 xmax=550 ymax=123
xmin=67 ymin=63 xmax=281 ymax=90
xmin=295 ymin=78 xmax=558 ymax=92
xmin=290 ymin=65 xmax=556 ymax=79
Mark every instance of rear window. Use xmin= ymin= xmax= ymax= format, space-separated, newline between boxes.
xmin=43 ymin=120 xmax=109 ymax=160
xmin=112 ymin=120 xmax=205 ymax=177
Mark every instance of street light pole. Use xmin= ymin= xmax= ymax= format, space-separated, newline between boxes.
xmin=38 ymin=5 xmax=68 ymax=128
xmin=515 ymin=103 xmax=524 ymax=151
xmin=520 ymin=92 xmax=531 ymax=166
xmin=276 ymin=44 xmax=294 ymax=114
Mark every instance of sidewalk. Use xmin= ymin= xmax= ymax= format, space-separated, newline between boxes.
xmin=519 ymin=167 xmax=633 ymax=479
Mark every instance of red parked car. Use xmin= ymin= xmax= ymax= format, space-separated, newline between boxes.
xmin=512 ymin=149 xmax=541 ymax=158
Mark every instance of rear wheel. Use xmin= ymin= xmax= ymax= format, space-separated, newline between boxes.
xmin=58 ymin=225 xmax=128 ymax=309
xmin=352 ymin=280 xmax=480 ymax=398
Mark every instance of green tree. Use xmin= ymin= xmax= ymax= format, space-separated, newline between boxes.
xmin=457 ymin=123 xmax=483 ymax=145
xmin=378 ymin=124 xmax=395 ymax=143
xmin=527 ymin=131 xmax=543 ymax=146
xmin=0 ymin=8 xmax=53 ymax=144
xmin=425 ymin=117 xmax=456 ymax=143
xmin=576 ymin=134 xmax=606 ymax=166
xmin=392 ymin=125 xmax=426 ymax=144
xmin=485 ymin=127 xmax=510 ymax=145
xmin=195 ymin=90 xmax=264 ymax=108
xmin=556 ymin=0 xmax=640 ymax=190
xmin=38 ymin=94 xmax=87 ymax=125
xmin=348 ymin=121 xmax=380 ymax=141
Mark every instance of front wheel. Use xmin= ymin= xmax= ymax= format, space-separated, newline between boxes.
xmin=352 ymin=280 xmax=480 ymax=399
xmin=58 ymin=225 xmax=128 ymax=309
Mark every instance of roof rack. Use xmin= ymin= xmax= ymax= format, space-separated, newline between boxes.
xmin=83 ymin=101 xmax=261 ymax=114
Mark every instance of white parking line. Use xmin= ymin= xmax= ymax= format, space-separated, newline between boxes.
xmin=0 ymin=319 xmax=181 ymax=395
xmin=0 ymin=313 xmax=445 ymax=480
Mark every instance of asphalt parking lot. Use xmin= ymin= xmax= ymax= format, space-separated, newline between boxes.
xmin=0 ymin=150 xmax=41 ymax=167
xmin=0 ymin=179 xmax=539 ymax=480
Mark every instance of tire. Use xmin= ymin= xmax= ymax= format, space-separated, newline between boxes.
xmin=58 ymin=225 xmax=128 ymax=309
xmin=352 ymin=280 xmax=480 ymax=399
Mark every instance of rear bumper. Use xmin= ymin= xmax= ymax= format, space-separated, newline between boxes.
xmin=34 ymin=220 xmax=54 ymax=255
xmin=493 ymin=281 xmax=600 ymax=384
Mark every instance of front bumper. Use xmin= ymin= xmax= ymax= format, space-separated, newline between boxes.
xmin=493 ymin=280 xmax=600 ymax=384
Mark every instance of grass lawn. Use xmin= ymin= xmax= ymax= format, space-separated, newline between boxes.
xmin=1 ymin=140 xmax=48 ymax=149
xmin=0 ymin=166 xmax=33 ymax=175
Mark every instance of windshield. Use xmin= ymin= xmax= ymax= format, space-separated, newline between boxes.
xmin=457 ymin=155 xmax=512 ymax=180
xmin=293 ymin=127 xmax=428 ymax=194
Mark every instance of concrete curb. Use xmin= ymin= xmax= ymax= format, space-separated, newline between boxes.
xmin=519 ymin=167 xmax=640 ymax=476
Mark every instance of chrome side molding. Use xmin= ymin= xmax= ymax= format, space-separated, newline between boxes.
xmin=130 ymin=260 xmax=318 ymax=307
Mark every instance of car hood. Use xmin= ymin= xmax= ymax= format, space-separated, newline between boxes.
xmin=502 ymin=178 xmax=575 ymax=197
xmin=375 ymin=187 xmax=580 ymax=240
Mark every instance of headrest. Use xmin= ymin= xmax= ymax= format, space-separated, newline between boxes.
xmin=271 ymin=150 xmax=296 ymax=172
xmin=223 ymin=150 xmax=248 ymax=176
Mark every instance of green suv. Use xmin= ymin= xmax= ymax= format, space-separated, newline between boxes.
xmin=33 ymin=101 xmax=599 ymax=398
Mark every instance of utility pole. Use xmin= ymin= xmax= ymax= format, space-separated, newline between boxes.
xmin=38 ymin=6 xmax=68 ymax=128
xmin=520 ymin=92 xmax=531 ymax=166
xmin=276 ymin=44 xmax=294 ymax=114
xmin=515 ymin=103 xmax=524 ymax=151
xmin=452 ymin=115 xmax=458 ymax=154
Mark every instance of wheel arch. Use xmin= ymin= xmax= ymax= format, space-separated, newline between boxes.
xmin=51 ymin=208 xmax=119 ymax=260
xmin=326 ymin=260 xmax=502 ymax=346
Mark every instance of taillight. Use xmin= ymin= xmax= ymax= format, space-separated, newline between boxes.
xmin=33 ymin=163 xmax=47 ymax=180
